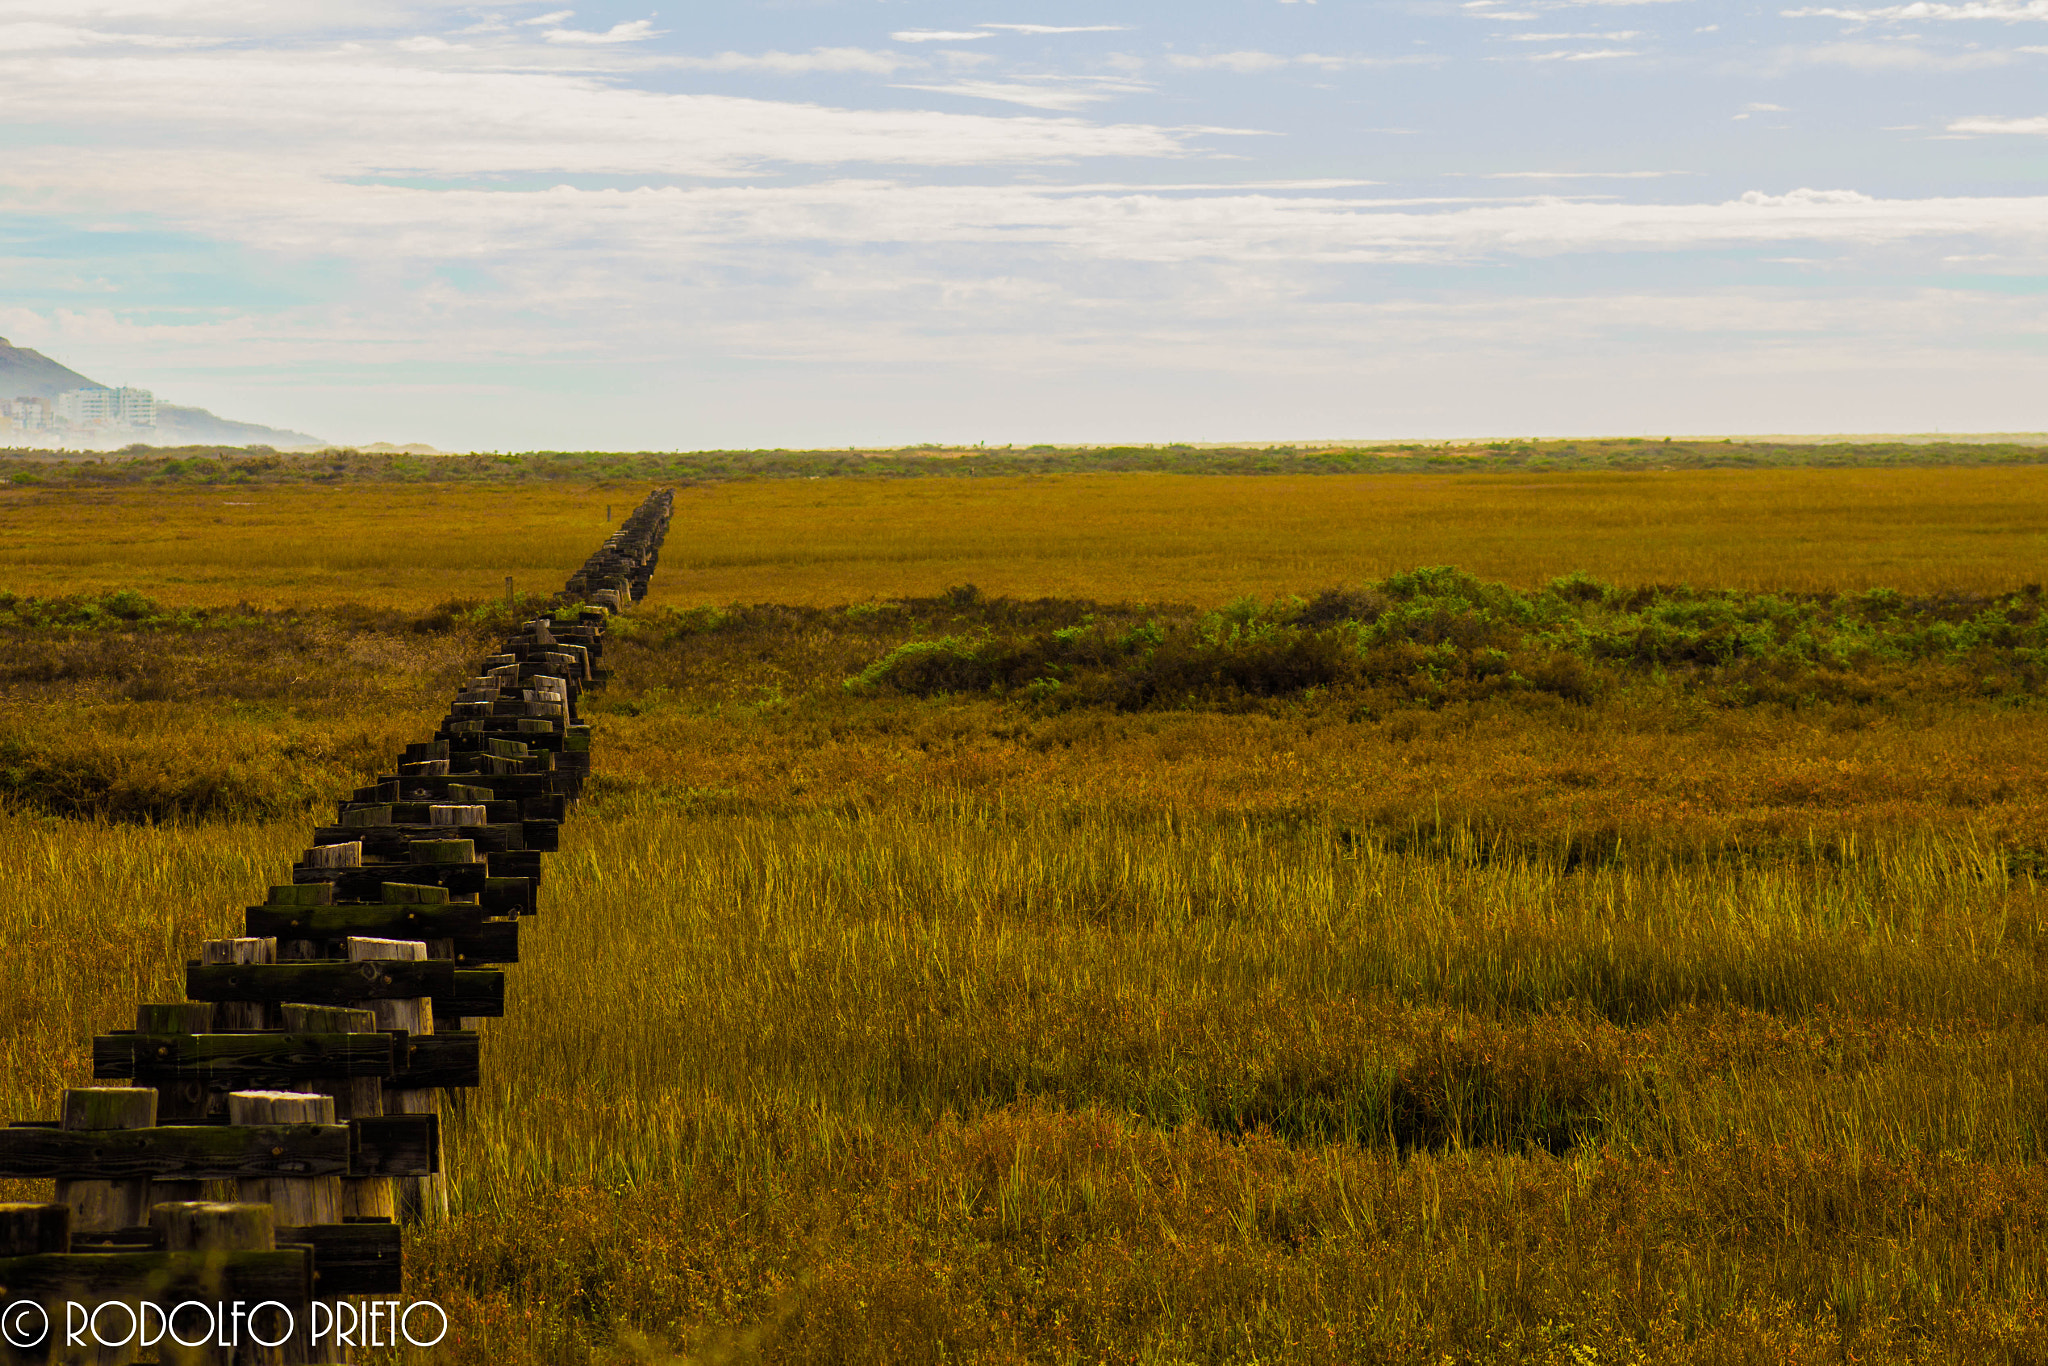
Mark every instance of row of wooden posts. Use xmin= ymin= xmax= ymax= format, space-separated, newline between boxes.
xmin=0 ymin=490 xmax=675 ymax=1362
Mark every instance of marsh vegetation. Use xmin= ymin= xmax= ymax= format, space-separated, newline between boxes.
xmin=5 ymin=472 xmax=2048 ymax=1362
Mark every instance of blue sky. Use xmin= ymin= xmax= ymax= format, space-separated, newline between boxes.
xmin=0 ymin=0 xmax=2044 ymax=448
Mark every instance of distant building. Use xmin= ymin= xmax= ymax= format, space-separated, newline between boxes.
xmin=56 ymin=385 xmax=156 ymax=428
xmin=57 ymin=387 xmax=111 ymax=425
xmin=5 ymin=396 xmax=51 ymax=430
xmin=114 ymin=386 xmax=156 ymax=427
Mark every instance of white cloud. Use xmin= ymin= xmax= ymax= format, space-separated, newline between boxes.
xmin=977 ymin=23 xmax=1134 ymax=34
xmin=1776 ymin=39 xmax=2013 ymax=66
xmin=1949 ymin=111 xmax=2048 ymax=131
xmin=890 ymin=30 xmax=992 ymax=43
xmin=0 ymin=21 xmax=206 ymax=48
xmin=543 ymin=19 xmax=657 ymax=45
xmin=892 ymin=80 xmax=1114 ymax=111
xmin=1170 ymin=49 xmax=1289 ymax=71
xmin=667 ymin=48 xmax=912 ymax=76
xmin=0 ymin=52 xmax=1198 ymax=176
xmin=1785 ymin=2 xmax=2048 ymax=19
xmin=1509 ymin=47 xmax=1643 ymax=59
xmin=32 ymin=171 xmax=2047 ymax=273
xmin=517 ymin=9 xmax=574 ymax=24
xmin=1479 ymin=169 xmax=1695 ymax=177
xmin=1167 ymin=50 xmax=1444 ymax=70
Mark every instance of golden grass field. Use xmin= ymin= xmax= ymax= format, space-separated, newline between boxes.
xmin=7 ymin=467 xmax=2048 ymax=1363
xmin=10 ymin=464 xmax=2048 ymax=608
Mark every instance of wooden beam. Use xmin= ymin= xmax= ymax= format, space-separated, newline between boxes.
xmin=277 ymin=1220 xmax=403 ymax=1297
xmin=0 ymin=1246 xmax=312 ymax=1309
xmin=390 ymin=1033 xmax=480 ymax=1090
xmin=434 ymin=970 xmax=506 ymax=1019
xmin=93 ymin=1032 xmax=397 ymax=1084
xmin=0 ymin=1124 xmax=353 ymax=1181
xmin=185 ymin=960 xmax=456 ymax=1004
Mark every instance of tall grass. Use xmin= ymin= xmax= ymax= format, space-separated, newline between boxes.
xmin=395 ymin=795 xmax=2048 ymax=1362
xmin=0 ymin=810 xmax=297 ymax=1163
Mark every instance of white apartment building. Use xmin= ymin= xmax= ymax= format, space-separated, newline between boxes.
xmin=115 ymin=386 xmax=156 ymax=427
xmin=4 ymin=397 xmax=52 ymax=430
xmin=55 ymin=386 xmax=156 ymax=428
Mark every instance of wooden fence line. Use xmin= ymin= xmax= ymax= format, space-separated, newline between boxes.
xmin=0 ymin=489 xmax=675 ymax=1363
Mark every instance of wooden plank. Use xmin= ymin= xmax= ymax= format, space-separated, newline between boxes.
xmin=390 ymin=1032 xmax=480 ymax=1090
xmin=277 ymin=1220 xmax=404 ymax=1296
xmin=0 ymin=1125 xmax=350 ymax=1180
xmin=521 ymin=793 xmax=567 ymax=821
xmin=487 ymin=850 xmax=545 ymax=883
xmin=249 ymin=907 xmax=517 ymax=964
xmin=0 ymin=1203 xmax=69 ymax=1256
xmin=246 ymin=902 xmax=492 ymax=939
xmin=310 ymin=823 xmax=522 ymax=856
xmin=92 ymin=1032 xmax=397 ymax=1084
xmin=448 ymin=918 xmax=518 ymax=964
xmin=482 ymin=875 xmax=536 ymax=916
xmin=349 ymin=1115 xmax=438 ymax=1176
xmin=375 ymin=771 xmax=569 ymax=801
xmin=0 ymin=1246 xmax=311 ymax=1308
xmin=432 ymin=970 xmax=506 ymax=1020
xmin=291 ymin=863 xmax=489 ymax=898
xmin=186 ymin=960 xmax=455 ymax=1005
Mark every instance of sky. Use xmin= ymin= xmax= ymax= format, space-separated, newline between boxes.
xmin=0 ymin=0 xmax=2044 ymax=449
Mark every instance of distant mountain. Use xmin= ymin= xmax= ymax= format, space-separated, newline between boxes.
xmin=0 ymin=337 xmax=97 ymax=398
xmin=0 ymin=336 xmax=325 ymax=448
xmin=151 ymin=404 xmax=324 ymax=448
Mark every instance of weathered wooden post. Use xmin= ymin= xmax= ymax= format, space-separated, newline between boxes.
xmin=200 ymin=937 xmax=279 ymax=1030
xmin=135 ymin=1001 xmax=219 ymax=1125
xmin=279 ymin=1003 xmax=395 ymax=1222
xmin=54 ymin=1087 xmax=157 ymax=1237
xmin=0 ymin=1200 xmax=69 ymax=1256
xmin=226 ymin=1092 xmax=341 ymax=1230
xmin=346 ymin=937 xmax=445 ymax=1219
xmin=149 ymin=1200 xmax=310 ymax=1366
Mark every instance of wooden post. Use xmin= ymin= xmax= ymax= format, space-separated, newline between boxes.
xmin=347 ymin=938 xmax=445 ymax=1219
xmin=138 ymin=1001 xmax=232 ymax=1201
xmin=280 ymin=1003 xmax=395 ymax=1222
xmin=148 ymin=1201 xmax=306 ymax=1365
xmin=226 ymin=1092 xmax=342 ymax=1228
xmin=0 ymin=1201 xmax=69 ymax=1254
xmin=151 ymin=1199 xmax=274 ymax=1252
xmin=137 ymin=1001 xmax=219 ymax=1123
xmin=201 ymin=937 xmax=278 ymax=1030
xmin=304 ymin=842 xmax=361 ymax=869
xmin=54 ymin=1087 xmax=157 ymax=1236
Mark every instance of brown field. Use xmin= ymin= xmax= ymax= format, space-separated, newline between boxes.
xmin=6 ymin=469 xmax=2048 ymax=1363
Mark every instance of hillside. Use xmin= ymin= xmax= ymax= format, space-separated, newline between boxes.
xmin=0 ymin=337 xmax=96 ymax=398
xmin=0 ymin=336 xmax=323 ymax=447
